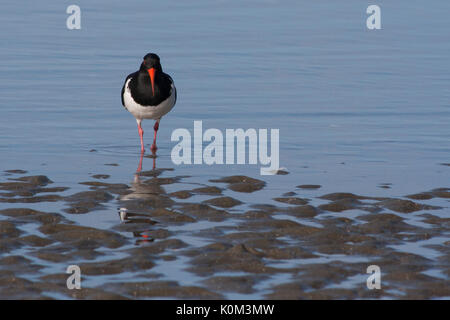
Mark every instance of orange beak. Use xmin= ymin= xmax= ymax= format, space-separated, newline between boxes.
xmin=147 ymin=68 xmax=155 ymax=97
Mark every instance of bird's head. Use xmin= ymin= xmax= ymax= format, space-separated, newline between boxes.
xmin=141 ymin=53 xmax=162 ymax=96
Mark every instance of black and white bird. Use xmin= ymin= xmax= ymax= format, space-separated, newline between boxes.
xmin=121 ymin=53 xmax=177 ymax=153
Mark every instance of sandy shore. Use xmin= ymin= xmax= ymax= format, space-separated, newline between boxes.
xmin=0 ymin=168 xmax=449 ymax=299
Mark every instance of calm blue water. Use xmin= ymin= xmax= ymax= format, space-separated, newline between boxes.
xmin=1 ymin=0 xmax=449 ymax=197
xmin=0 ymin=0 xmax=449 ymax=298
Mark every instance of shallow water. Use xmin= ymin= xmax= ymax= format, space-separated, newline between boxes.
xmin=0 ymin=1 xmax=449 ymax=299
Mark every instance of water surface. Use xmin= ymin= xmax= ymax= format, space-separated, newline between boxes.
xmin=0 ymin=0 xmax=449 ymax=299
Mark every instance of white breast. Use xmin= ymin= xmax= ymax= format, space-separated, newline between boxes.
xmin=123 ymin=78 xmax=176 ymax=120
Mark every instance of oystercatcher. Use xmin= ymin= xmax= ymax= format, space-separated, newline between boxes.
xmin=121 ymin=53 xmax=177 ymax=153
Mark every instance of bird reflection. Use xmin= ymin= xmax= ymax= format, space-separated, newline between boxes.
xmin=117 ymin=207 xmax=157 ymax=245
xmin=117 ymin=150 xmax=168 ymax=244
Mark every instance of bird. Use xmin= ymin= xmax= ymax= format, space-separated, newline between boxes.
xmin=121 ymin=53 xmax=177 ymax=153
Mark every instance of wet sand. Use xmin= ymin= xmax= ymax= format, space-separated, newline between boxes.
xmin=0 ymin=168 xmax=449 ymax=299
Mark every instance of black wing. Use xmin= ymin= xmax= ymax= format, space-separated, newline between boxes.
xmin=121 ymin=72 xmax=135 ymax=107
xmin=166 ymin=74 xmax=177 ymax=105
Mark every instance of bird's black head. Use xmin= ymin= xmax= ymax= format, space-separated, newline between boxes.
xmin=140 ymin=53 xmax=162 ymax=97
xmin=142 ymin=53 xmax=162 ymax=71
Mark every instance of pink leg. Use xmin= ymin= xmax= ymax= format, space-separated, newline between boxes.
xmin=137 ymin=120 xmax=145 ymax=153
xmin=136 ymin=149 xmax=144 ymax=173
xmin=150 ymin=120 xmax=160 ymax=152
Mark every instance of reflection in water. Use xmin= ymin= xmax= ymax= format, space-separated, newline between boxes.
xmin=118 ymin=150 xmax=171 ymax=244
xmin=118 ymin=207 xmax=157 ymax=224
xmin=136 ymin=149 xmax=157 ymax=173
xmin=118 ymin=207 xmax=156 ymax=244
